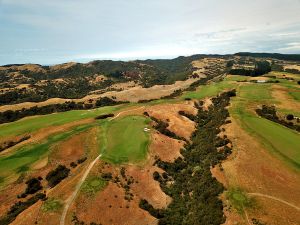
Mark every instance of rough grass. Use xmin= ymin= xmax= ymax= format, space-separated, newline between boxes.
xmin=102 ymin=115 xmax=151 ymax=164
xmin=41 ymin=198 xmax=63 ymax=212
xmin=81 ymin=176 xmax=107 ymax=196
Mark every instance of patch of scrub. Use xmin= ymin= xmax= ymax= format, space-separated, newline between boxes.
xmin=226 ymin=188 xmax=255 ymax=214
xmin=102 ymin=115 xmax=151 ymax=164
xmin=41 ymin=198 xmax=63 ymax=212
xmin=81 ymin=176 xmax=107 ymax=196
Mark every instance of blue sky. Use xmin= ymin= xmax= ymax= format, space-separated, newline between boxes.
xmin=1 ymin=0 xmax=300 ymax=65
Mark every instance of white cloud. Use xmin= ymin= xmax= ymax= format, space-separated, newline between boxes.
xmin=1 ymin=0 xmax=300 ymax=64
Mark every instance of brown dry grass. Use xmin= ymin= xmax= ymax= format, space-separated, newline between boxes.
xmin=146 ymin=102 xmax=197 ymax=140
xmin=272 ymin=84 xmax=300 ymax=111
xmin=213 ymin=117 xmax=300 ymax=225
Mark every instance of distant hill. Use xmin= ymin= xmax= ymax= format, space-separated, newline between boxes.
xmin=235 ymin=52 xmax=300 ymax=61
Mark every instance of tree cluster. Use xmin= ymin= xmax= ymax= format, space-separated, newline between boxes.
xmin=46 ymin=165 xmax=70 ymax=188
xmin=140 ymin=90 xmax=236 ymax=225
xmin=0 ymin=193 xmax=46 ymax=225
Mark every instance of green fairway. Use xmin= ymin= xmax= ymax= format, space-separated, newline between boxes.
xmin=0 ymin=123 xmax=94 ymax=187
xmin=232 ymin=108 xmax=300 ymax=168
xmin=225 ymin=75 xmax=249 ymax=82
xmin=0 ymin=105 xmax=124 ymax=138
xmin=181 ymin=81 xmax=235 ymax=100
xmin=231 ymin=84 xmax=300 ymax=169
xmin=102 ymin=115 xmax=151 ymax=164
xmin=238 ymin=83 xmax=273 ymax=101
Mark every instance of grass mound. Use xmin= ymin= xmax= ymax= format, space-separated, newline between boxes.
xmin=226 ymin=188 xmax=255 ymax=214
xmin=41 ymin=198 xmax=63 ymax=212
xmin=81 ymin=176 xmax=107 ymax=196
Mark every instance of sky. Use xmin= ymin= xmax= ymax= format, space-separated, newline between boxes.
xmin=1 ymin=0 xmax=300 ymax=65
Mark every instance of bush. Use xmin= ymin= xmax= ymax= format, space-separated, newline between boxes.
xmin=0 ymin=193 xmax=46 ymax=225
xmin=95 ymin=113 xmax=114 ymax=120
xmin=77 ymin=157 xmax=87 ymax=164
xmin=24 ymin=178 xmax=42 ymax=195
xmin=46 ymin=165 xmax=70 ymax=188
xmin=286 ymin=114 xmax=294 ymax=120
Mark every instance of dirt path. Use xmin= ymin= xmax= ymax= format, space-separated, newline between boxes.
xmin=248 ymin=193 xmax=300 ymax=211
xmin=60 ymin=154 xmax=102 ymax=225
xmin=60 ymin=106 xmax=145 ymax=225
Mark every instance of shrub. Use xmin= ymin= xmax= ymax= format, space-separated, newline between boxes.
xmin=286 ymin=114 xmax=294 ymax=120
xmin=24 ymin=178 xmax=42 ymax=195
xmin=77 ymin=157 xmax=87 ymax=164
xmin=46 ymin=165 xmax=70 ymax=188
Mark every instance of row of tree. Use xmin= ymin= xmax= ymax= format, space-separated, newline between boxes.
xmin=140 ymin=90 xmax=236 ymax=224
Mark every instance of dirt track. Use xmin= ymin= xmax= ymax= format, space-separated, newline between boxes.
xmin=248 ymin=193 xmax=300 ymax=211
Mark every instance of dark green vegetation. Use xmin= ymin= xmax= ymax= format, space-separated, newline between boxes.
xmin=235 ymin=52 xmax=300 ymax=61
xmin=94 ymin=113 xmax=114 ymax=120
xmin=229 ymin=61 xmax=271 ymax=76
xmin=46 ymin=165 xmax=70 ymax=188
xmin=140 ymin=91 xmax=235 ymax=225
xmin=256 ymin=105 xmax=300 ymax=132
xmin=17 ymin=177 xmax=43 ymax=198
xmin=0 ymin=193 xmax=46 ymax=225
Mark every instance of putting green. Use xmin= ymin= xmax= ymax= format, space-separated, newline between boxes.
xmin=102 ymin=115 xmax=151 ymax=164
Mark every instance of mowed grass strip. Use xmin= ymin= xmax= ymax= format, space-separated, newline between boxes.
xmin=181 ymin=81 xmax=235 ymax=100
xmin=0 ymin=124 xmax=94 ymax=187
xmin=231 ymin=84 xmax=300 ymax=169
xmin=0 ymin=105 xmax=123 ymax=138
xmin=102 ymin=115 xmax=151 ymax=164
